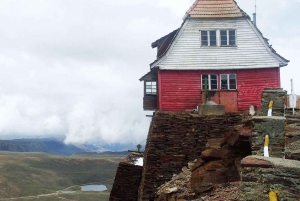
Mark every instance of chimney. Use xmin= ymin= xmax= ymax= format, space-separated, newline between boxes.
xmin=253 ymin=13 xmax=257 ymax=26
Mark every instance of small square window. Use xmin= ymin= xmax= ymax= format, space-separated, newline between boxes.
xmin=145 ymin=81 xmax=157 ymax=95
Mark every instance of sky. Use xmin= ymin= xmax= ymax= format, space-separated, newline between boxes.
xmin=0 ymin=0 xmax=299 ymax=147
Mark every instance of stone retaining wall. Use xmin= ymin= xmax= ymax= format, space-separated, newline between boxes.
xmin=240 ymin=156 xmax=300 ymax=201
xmin=260 ymin=88 xmax=286 ymax=116
xmin=110 ymin=162 xmax=143 ymax=201
xmin=251 ymin=116 xmax=286 ymax=157
xmin=285 ymin=115 xmax=300 ymax=161
xmin=138 ymin=111 xmax=246 ymax=201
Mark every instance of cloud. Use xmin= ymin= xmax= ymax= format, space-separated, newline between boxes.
xmin=0 ymin=0 xmax=298 ymax=146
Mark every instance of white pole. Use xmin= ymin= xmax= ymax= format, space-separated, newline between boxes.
xmin=291 ymin=79 xmax=295 ymax=115
xmin=291 ymin=79 xmax=294 ymax=94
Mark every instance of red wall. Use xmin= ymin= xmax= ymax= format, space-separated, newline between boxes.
xmin=159 ymin=70 xmax=201 ymax=111
xmin=237 ymin=68 xmax=280 ymax=111
xmin=158 ymin=68 xmax=280 ymax=111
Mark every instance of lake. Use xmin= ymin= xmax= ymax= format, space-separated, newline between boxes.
xmin=81 ymin=185 xmax=107 ymax=192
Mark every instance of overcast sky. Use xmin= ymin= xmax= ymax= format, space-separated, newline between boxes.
xmin=0 ymin=0 xmax=299 ymax=146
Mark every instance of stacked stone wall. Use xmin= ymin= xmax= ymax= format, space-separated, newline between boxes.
xmin=260 ymin=88 xmax=286 ymax=116
xmin=110 ymin=162 xmax=142 ymax=201
xmin=285 ymin=115 xmax=300 ymax=161
xmin=251 ymin=116 xmax=286 ymax=157
xmin=139 ymin=111 xmax=245 ymax=201
xmin=240 ymin=156 xmax=300 ymax=201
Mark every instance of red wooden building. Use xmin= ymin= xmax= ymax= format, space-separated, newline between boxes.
xmin=140 ymin=0 xmax=289 ymax=112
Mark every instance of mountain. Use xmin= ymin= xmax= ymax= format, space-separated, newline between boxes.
xmin=0 ymin=138 xmax=86 ymax=155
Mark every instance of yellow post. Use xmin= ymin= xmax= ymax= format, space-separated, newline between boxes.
xmin=269 ymin=101 xmax=274 ymax=109
xmin=264 ymin=135 xmax=270 ymax=157
xmin=267 ymin=100 xmax=274 ymax=116
xmin=269 ymin=189 xmax=280 ymax=201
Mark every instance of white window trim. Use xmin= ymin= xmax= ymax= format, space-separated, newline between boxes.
xmin=220 ymin=74 xmax=237 ymax=90
xmin=220 ymin=29 xmax=236 ymax=46
xmin=200 ymin=29 xmax=237 ymax=47
xmin=145 ymin=81 xmax=157 ymax=95
xmin=202 ymin=74 xmax=218 ymax=90
xmin=200 ymin=30 xmax=217 ymax=47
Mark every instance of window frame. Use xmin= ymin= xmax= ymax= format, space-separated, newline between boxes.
xmin=145 ymin=81 xmax=157 ymax=95
xmin=220 ymin=74 xmax=237 ymax=90
xmin=200 ymin=30 xmax=217 ymax=47
xmin=201 ymin=74 xmax=218 ymax=90
xmin=220 ymin=29 xmax=236 ymax=46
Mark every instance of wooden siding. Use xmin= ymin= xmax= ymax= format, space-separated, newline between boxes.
xmin=143 ymin=95 xmax=158 ymax=111
xmin=158 ymin=68 xmax=280 ymax=112
xmin=153 ymin=18 xmax=287 ymax=70
xmin=237 ymin=68 xmax=280 ymax=111
xmin=159 ymin=70 xmax=201 ymax=111
xmin=141 ymin=70 xmax=158 ymax=111
xmin=285 ymin=95 xmax=300 ymax=109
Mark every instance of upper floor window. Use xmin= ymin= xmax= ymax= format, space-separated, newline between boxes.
xmin=202 ymin=74 xmax=218 ymax=90
xmin=221 ymin=74 xmax=237 ymax=90
xmin=200 ymin=29 xmax=236 ymax=47
xmin=220 ymin=30 xmax=236 ymax=46
xmin=201 ymin=31 xmax=217 ymax=46
xmin=146 ymin=81 xmax=157 ymax=95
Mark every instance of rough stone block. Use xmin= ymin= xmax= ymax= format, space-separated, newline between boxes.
xmin=261 ymin=88 xmax=287 ymax=116
xmin=198 ymin=104 xmax=225 ymax=116
xmin=251 ymin=116 xmax=286 ymax=158
xmin=240 ymin=156 xmax=300 ymax=201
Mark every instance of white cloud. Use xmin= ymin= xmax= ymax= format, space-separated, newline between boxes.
xmin=0 ymin=0 xmax=298 ymax=146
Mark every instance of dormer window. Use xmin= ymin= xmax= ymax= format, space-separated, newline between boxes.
xmin=201 ymin=31 xmax=217 ymax=46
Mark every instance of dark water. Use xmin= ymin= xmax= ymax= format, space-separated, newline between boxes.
xmin=81 ymin=185 xmax=107 ymax=192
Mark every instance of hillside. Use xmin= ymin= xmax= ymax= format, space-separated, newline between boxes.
xmin=0 ymin=151 xmax=125 ymax=200
xmin=0 ymin=139 xmax=85 ymax=155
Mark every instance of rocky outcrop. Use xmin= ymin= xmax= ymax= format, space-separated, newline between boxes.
xmin=240 ymin=156 xmax=300 ymax=201
xmin=154 ymin=119 xmax=252 ymax=201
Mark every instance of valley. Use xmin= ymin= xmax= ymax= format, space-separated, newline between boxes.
xmin=0 ymin=151 xmax=125 ymax=200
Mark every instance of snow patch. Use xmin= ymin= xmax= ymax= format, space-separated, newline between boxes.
xmin=135 ymin=157 xmax=143 ymax=166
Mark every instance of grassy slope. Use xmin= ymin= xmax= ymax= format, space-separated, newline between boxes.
xmin=0 ymin=152 xmax=125 ymax=201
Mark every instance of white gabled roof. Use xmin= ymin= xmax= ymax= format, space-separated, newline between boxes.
xmin=150 ymin=17 xmax=289 ymax=70
xmin=150 ymin=0 xmax=288 ymax=70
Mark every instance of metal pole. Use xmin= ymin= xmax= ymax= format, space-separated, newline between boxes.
xmin=291 ymin=79 xmax=295 ymax=115
xmin=204 ymin=78 xmax=208 ymax=104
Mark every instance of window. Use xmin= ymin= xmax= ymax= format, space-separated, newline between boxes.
xmin=220 ymin=30 xmax=236 ymax=46
xmin=146 ymin=82 xmax=157 ymax=95
xmin=202 ymin=75 xmax=218 ymax=90
xmin=221 ymin=74 xmax=237 ymax=90
xmin=201 ymin=31 xmax=217 ymax=46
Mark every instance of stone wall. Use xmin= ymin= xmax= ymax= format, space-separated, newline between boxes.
xmin=251 ymin=116 xmax=286 ymax=157
xmin=138 ymin=111 xmax=246 ymax=201
xmin=240 ymin=156 xmax=300 ymax=201
xmin=110 ymin=162 xmax=143 ymax=201
xmin=285 ymin=115 xmax=300 ymax=161
xmin=260 ymin=88 xmax=286 ymax=116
